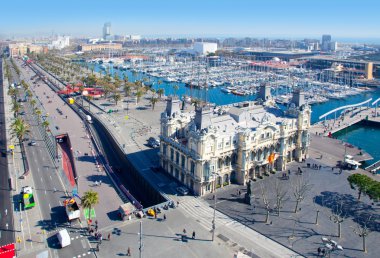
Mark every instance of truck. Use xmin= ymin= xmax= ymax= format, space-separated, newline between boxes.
xmin=118 ymin=203 xmax=136 ymax=221
xmin=86 ymin=115 xmax=92 ymax=123
xmin=57 ymin=229 xmax=71 ymax=248
xmin=64 ymin=198 xmax=80 ymax=221
xmin=22 ymin=186 xmax=35 ymax=209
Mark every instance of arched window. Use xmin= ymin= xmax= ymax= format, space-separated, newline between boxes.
xmin=231 ymin=153 xmax=237 ymax=165
xmin=203 ymin=162 xmax=210 ymax=179
xmin=190 ymin=161 xmax=195 ymax=175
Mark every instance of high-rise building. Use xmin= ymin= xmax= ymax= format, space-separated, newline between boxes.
xmin=321 ymin=34 xmax=332 ymax=52
xmin=103 ymin=22 xmax=111 ymax=40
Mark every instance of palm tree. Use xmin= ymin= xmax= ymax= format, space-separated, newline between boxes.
xmin=123 ymin=84 xmax=132 ymax=97
xmin=113 ymin=93 xmax=122 ymax=105
xmin=34 ymin=108 xmax=42 ymax=124
xmin=150 ymin=97 xmax=158 ymax=110
xmin=173 ymin=84 xmax=179 ymax=97
xmin=42 ymin=120 xmax=50 ymax=131
xmin=10 ymin=117 xmax=30 ymax=143
xmin=12 ymin=101 xmax=22 ymax=116
xmin=30 ymin=99 xmax=37 ymax=108
xmin=157 ymin=88 xmax=164 ymax=99
xmin=135 ymin=90 xmax=143 ymax=104
xmin=81 ymin=189 xmax=99 ymax=222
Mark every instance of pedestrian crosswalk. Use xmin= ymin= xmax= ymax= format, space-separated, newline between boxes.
xmin=176 ymin=196 xmax=235 ymax=231
xmin=175 ymin=196 xmax=299 ymax=258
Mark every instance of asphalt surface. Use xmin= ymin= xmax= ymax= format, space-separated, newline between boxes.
xmin=0 ymin=59 xmax=15 ymax=246
xmin=5 ymin=58 xmax=95 ymax=258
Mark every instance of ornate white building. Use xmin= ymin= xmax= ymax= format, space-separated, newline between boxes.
xmin=159 ymin=87 xmax=311 ymax=196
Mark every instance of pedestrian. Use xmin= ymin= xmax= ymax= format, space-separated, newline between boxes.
xmin=107 ymin=233 xmax=111 ymax=241
xmin=238 ymin=190 xmax=241 ymax=195
xmin=321 ymin=248 xmax=326 ymax=256
xmin=177 ymin=201 xmax=179 ymax=207
xmin=331 ymin=167 xmax=334 ymax=171
xmin=319 ymin=165 xmax=321 ymax=170
xmin=288 ymin=169 xmax=291 ymax=175
xmin=183 ymin=228 xmax=186 ymax=235
xmin=99 ymin=234 xmax=103 ymax=244
xmin=99 ymin=180 xmax=102 ymax=185
xmin=127 ymin=247 xmax=131 ymax=256
xmin=96 ymin=243 xmax=99 ymax=252
xmin=192 ymin=231 xmax=195 ymax=239
xmin=95 ymin=220 xmax=98 ymax=226
xmin=317 ymin=247 xmax=321 ymax=256
xmin=163 ymin=214 xmax=166 ymax=220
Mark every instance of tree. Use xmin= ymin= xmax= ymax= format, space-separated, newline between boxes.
xmin=30 ymin=99 xmax=37 ymax=108
xmin=157 ymin=88 xmax=164 ymax=99
xmin=81 ymin=189 xmax=99 ymax=222
xmin=150 ymin=97 xmax=158 ymax=110
xmin=124 ymin=83 xmax=133 ymax=97
xmin=10 ymin=117 xmax=30 ymax=142
xmin=135 ymin=90 xmax=143 ymax=104
xmin=42 ymin=120 xmax=50 ymax=131
xmin=259 ymin=182 xmax=271 ymax=224
xmin=367 ymin=181 xmax=380 ymax=202
xmin=329 ymin=199 xmax=346 ymax=238
xmin=273 ymin=180 xmax=288 ymax=216
xmin=34 ymin=108 xmax=42 ymax=124
xmin=173 ymin=84 xmax=179 ymax=97
xmin=292 ymin=176 xmax=312 ymax=213
xmin=113 ymin=93 xmax=122 ymax=105
xmin=347 ymin=174 xmax=373 ymax=200
xmin=12 ymin=101 xmax=22 ymax=116
xmin=352 ymin=215 xmax=373 ymax=253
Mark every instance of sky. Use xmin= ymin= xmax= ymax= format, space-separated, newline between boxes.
xmin=0 ymin=0 xmax=379 ymax=41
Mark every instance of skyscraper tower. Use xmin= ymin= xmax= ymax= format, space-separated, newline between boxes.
xmin=103 ymin=22 xmax=111 ymax=40
xmin=321 ymin=34 xmax=332 ymax=52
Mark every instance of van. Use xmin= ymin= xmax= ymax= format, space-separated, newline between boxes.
xmin=57 ymin=229 xmax=71 ymax=248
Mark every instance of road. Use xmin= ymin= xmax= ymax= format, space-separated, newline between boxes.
xmin=0 ymin=58 xmax=15 ymax=246
xmin=5 ymin=58 xmax=95 ymax=258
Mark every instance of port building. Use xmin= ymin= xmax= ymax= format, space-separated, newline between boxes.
xmin=159 ymin=88 xmax=311 ymax=196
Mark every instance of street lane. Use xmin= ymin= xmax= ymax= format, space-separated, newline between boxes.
xmin=0 ymin=58 xmax=15 ymax=246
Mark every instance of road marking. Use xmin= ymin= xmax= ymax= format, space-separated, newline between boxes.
xmin=81 ymin=239 xmax=87 ymax=249
xmin=48 ymin=203 xmax=51 ymax=210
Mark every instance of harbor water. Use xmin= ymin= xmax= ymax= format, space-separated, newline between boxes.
xmin=81 ymin=62 xmax=380 ymax=164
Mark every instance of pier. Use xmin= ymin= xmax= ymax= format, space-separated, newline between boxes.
xmin=365 ymin=159 xmax=380 ymax=174
xmin=311 ymin=98 xmax=380 ymax=137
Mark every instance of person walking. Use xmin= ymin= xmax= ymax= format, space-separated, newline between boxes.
xmin=127 ymin=247 xmax=131 ymax=256
xmin=163 ymin=214 xmax=166 ymax=220
xmin=183 ymin=228 xmax=186 ymax=235
xmin=192 ymin=231 xmax=196 ymax=239
xmin=107 ymin=233 xmax=111 ymax=241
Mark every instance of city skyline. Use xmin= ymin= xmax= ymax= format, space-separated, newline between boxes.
xmin=1 ymin=0 xmax=379 ymax=42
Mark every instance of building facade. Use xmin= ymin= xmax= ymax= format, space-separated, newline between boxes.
xmin=79 ymin=43 xmax=122 ymax=52
xmin=159 ymin=90 xmax=311 ymax=196
xmin=193 ymin=42 xmax=218 ymax=55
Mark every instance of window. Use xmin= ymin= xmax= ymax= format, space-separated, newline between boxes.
xmin=176 ymin=151 xmax=180 ymax=164
xmin=181 ymin=155 xmax=185 ymax=169
xmin=266 ymin=132 xmax=270 ymax=138
xmin=225 ymin=141 xmax=230 ymax=146
xmin=261 ymin=134 xmax=264 ymax=139
xmin=218 ymin=142 xmax=222 ymax=150
xmin=170 ymin=148 xmax=174 ymax=161
xmin=203 ymin=162 xmax=210 ymax=180
xmin=163 ymin=144 xmax=167 ymax=155
xmin=190 ymin=161 xmax=195 ymax=175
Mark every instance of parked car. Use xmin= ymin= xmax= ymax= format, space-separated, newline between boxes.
xmin=176 ymin=186 xmax=189 ymax=195
xmin=28 ymin=141 xmax=36 ymax=146
xmin=148 ymin=137 xmax=160 ymax=148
